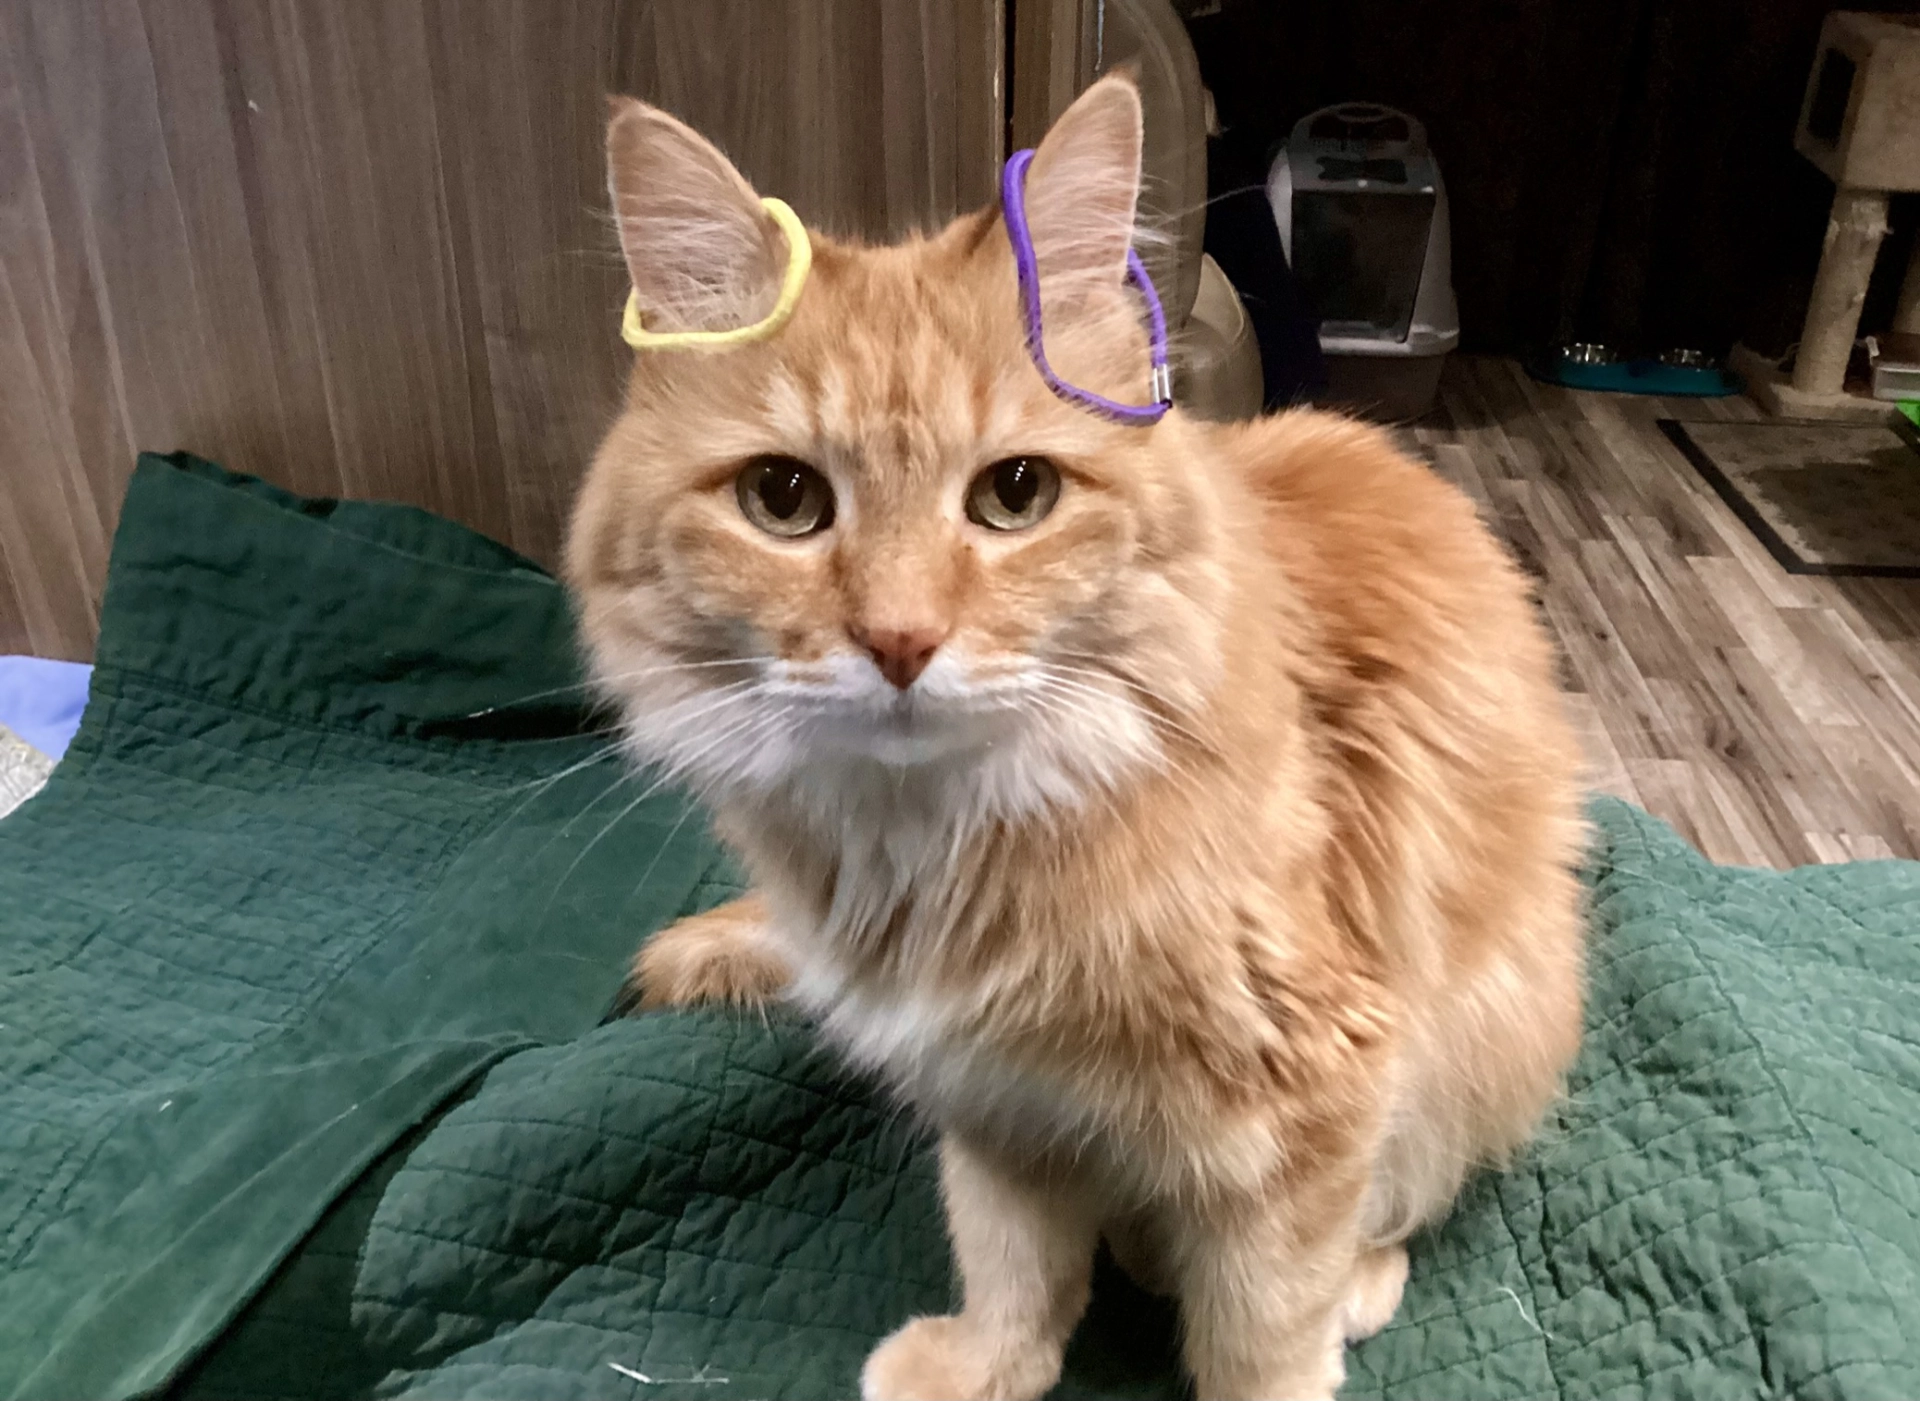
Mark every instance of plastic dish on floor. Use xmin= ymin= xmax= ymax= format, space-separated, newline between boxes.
xmin=1527 ymin=346 xmax=1744 ymax=398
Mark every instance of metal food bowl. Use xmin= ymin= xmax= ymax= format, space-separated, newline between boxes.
xmin=1558 ymin=342 xmax=1618 ymax=365
xmin=1658 ymin=348 xmax=1715 ymax=369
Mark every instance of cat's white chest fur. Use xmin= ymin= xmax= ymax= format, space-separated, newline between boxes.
xmin=785 ymin=945 xmax=1101 ymax=1162
xmin=755 ymin=751 xmax=1130 ymax=1160
xmin=794 ymin=965 xmax=964 ymax=1094
xmin=770 ymin=864 xmax=1100 ymax=1163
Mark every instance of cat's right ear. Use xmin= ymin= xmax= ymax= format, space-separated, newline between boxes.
xmin=605 ymin=97 xmax=788 ymax=335
xmin=1020 ymin=74 xmax=1145 ymax=300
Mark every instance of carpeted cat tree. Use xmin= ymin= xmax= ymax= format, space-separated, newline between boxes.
xmin=1734 ymin=11 xmax=1920 ymax=419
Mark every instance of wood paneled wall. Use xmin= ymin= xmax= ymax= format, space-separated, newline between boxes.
xmin=0 ymin=0 xmax=1004 ymax=659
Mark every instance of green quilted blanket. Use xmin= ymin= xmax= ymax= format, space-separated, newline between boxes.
xmin=3 ymin=457 xmax=1917 ymax=1400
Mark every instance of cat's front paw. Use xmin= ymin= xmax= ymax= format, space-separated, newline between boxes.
xmin=1342 ymin=1243 xmax=1409 ymax=1341
xmin=862 ymin=1316 xmax=1061 ymax=1401
xmin=622 ymin=895 xmax=788 ymax=1012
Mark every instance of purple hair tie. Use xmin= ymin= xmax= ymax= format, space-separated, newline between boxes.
xmin=1001 ymin=148 xmax=1173 ymax=426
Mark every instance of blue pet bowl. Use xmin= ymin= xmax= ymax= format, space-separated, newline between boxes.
xmin=1527 ymin=345 xmax=1743 ymax=398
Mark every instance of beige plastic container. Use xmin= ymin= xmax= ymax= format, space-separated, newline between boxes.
xmin=1094 ymin=0 xmax=1264 ymax=420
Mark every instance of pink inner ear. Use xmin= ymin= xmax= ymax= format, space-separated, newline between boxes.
xmin=1020 ymin=81 xmax=1145 ymax=292
xmin=607 ymin=107 xmax=782 ymax=333
xmin=1002 ymin=149 xmax=1171 ymax=426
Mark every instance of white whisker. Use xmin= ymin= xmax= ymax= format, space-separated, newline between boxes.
xmin=541 ymin=702 xmax=767 ymax=910
xmin=460 ymin=657 xmax=760 ymax=718
xmin=492 ymin=743 xmax=623 ymax=800
xmin=1029 ymin=674 xmax=1210 ymax=797
xmin=1041 ymin=656 xmax=1217 ymax=753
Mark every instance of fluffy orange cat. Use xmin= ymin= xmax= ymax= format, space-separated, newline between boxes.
xmin=568 ymin=75 xmax=1586 ymax=1401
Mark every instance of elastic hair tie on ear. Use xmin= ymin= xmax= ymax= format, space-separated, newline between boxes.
xmin=1001 ymin=148 xmax=1172 ymax=426
xmin=620 ymin=196 xmax=812 ymax=352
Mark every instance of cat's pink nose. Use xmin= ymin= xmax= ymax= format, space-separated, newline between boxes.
xmin=851 ymin=623 xmax=948 ymax=690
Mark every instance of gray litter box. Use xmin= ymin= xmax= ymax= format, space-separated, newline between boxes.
xmin=1267 ymin=103 xmax=1459 ymax=420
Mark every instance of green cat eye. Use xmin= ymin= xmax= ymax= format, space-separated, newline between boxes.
xmin=966 ymin=456 xmax=1060 ymax=532
xmin=736 ymin=456 xmax=835 ymax=538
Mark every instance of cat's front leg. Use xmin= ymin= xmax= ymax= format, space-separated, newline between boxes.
xmin=622 ymin=893 xmax=789 ymax=1011
xmin=862 ymin=1135 xmax=1097 ymax=1401
xmin=1173 ymin=1183 xmax=1367 ymax=1401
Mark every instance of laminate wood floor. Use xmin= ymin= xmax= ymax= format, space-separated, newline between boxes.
xmin=1410 ymin=355 xmax=1920 ymax=869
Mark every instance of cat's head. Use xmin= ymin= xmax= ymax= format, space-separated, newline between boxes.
xmin=567 ymin=75 xmax=1230 ymax=821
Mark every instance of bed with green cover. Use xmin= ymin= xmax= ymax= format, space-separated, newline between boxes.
xmin=2 ymin=455 xmax=1916 ymax=1401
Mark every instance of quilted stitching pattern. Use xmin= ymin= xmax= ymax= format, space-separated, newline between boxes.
xmin=366 ymin=1018 xmax=949 ymax=1398
xmin=177 ymin=801 xmax=1920 ymax=1400
xmin=0 ymin=458 xmax=731 ymax=1400
xmin=8 ymin=456 xmax=1918 ymax=1400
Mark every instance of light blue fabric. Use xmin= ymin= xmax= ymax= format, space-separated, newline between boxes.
xmin=0 ymin=657 xmax=93 ymax=760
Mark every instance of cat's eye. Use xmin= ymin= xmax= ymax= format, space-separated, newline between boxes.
xmin=736 ymin=456 xmax=835 ymax=538
xmin=966 ymin=456 xmax=1060 ymax=532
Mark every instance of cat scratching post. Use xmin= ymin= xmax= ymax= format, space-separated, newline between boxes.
xmin=1737 ymin=13 xmax=1920 ymax=419
xmin=1790 ymin=187 xmax=1891 ymax=398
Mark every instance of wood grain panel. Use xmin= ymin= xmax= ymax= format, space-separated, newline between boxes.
xmin=0 ymin=0 xmax=1003 ymax=659
xmin=1008 ymin=0 xmax=1088 ymax=151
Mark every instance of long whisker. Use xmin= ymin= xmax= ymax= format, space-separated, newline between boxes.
xmin=1042 ymin=653 xmax=1214 ymax=740
xmin=1019 ymin=688 xmax=1135 ymax=827
xmin=491 ymin=677 xmax=759 ymax=828
xmin=599 ymin=687 xmax=790 ymax=833
xmin=1034 ymin=663 xmax=1218 ymax=758
xmin=1027 ymin=675 xmax=1212 ymax=799
xmin=538 ymin=701 xmax=772 ymax=912
xmin=543 ymin=785 xmax=661 ymax=914
xmin=493 ymin=741 xmax=625 ymax=798
xmin=482 ymin=746 xmax=627 ymax=848
xmin=625 ymin=799 xmax=701 ymax=909
xmin=459 ymin=657 xmax=763 ymax=718
xmin=499 ymin=761 xmax=640 ymax=880
xmin=1045 ymin=650 xmax=1188 ymax=694
xmin=1044 ymin=671 xmax=1221 ymax=759
xmin=616 ymin=702 xmax=794 ymax=901
xmin=509 ymin=680 xmax=766 ymax=876
xmin=684 ymin=699 xmax=802 ymax=801
xmin=1024 ymin=680 xmax=1149 ymax=777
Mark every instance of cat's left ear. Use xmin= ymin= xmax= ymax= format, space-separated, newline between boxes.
xmin=605 ymin=97 xmax=790 ymax=335
xmin=1020 ymin=73 xmax=1145 ymax=295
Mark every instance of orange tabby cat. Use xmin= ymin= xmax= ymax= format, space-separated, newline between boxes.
xmin=568 ymin=75 xmax=1586 ymax=1401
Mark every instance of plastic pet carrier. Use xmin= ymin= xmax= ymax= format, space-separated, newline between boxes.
xmin=1266 ymin=103 xmax=1458 ymax=420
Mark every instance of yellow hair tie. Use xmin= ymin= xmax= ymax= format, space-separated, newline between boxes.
xmin=620 ymin=197 xmax=811 ymax=352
